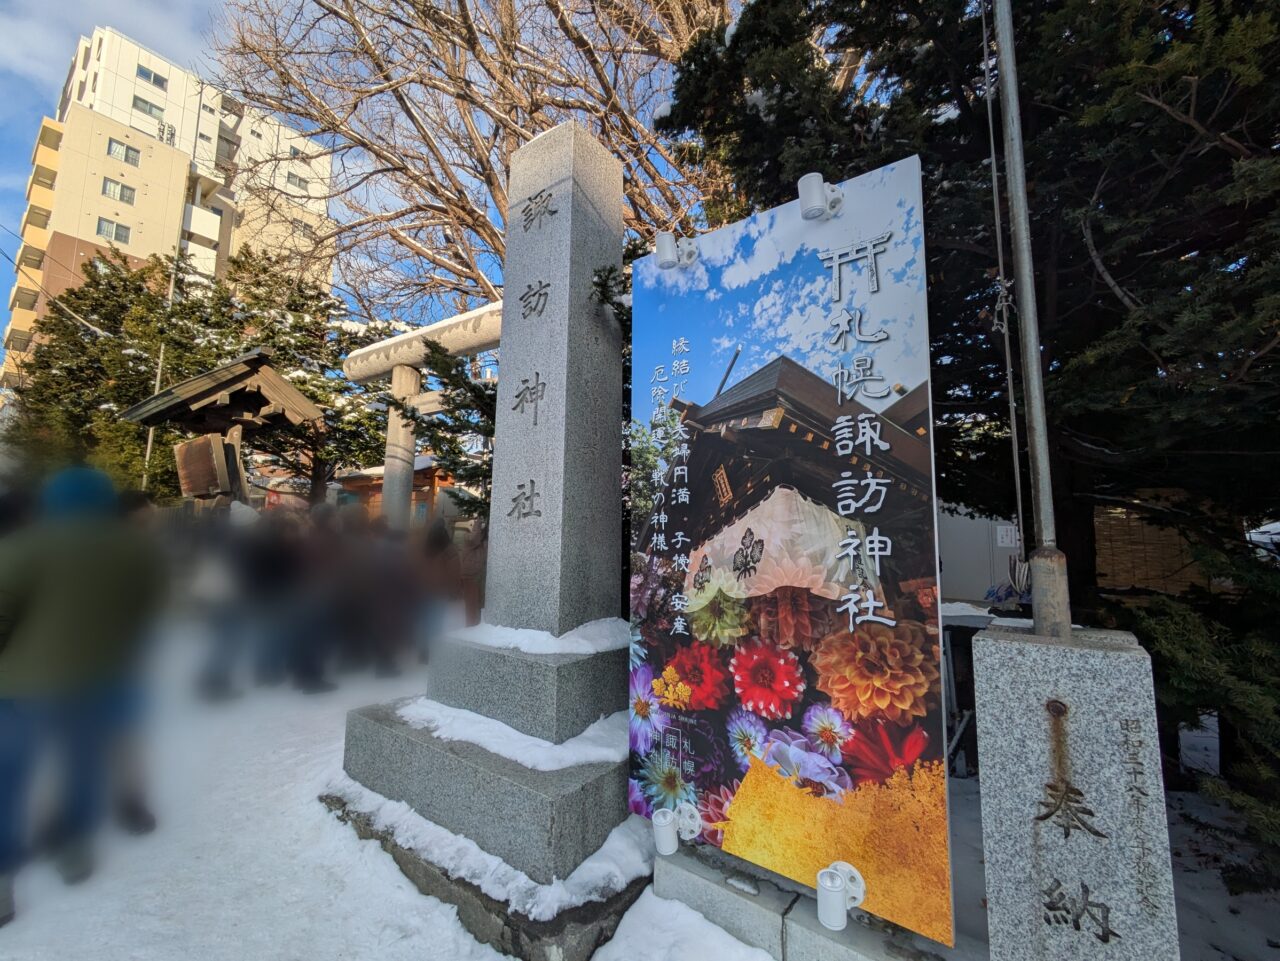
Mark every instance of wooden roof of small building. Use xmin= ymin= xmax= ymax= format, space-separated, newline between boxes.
xmin=120 ymin=348 xmax=324 ymax=435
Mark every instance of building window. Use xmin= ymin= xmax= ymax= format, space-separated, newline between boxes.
xmin=289 ymin=146 xmax=302 ymax=159
xmin=107 ymin=138 xmax=141 ymax=166
xmin=135 ymin=64 xmax=168 ymax=91
xmin=96 ymin=217 xmax=131 ymax=244
xmin=198 ymin=133 xmax=212 ymax=143
xmin=250 ymin=128 xmax=262 ymax=139
xmin=132 ymin=95 xmax=164 ymax=122
xmin=201 ymin=104 xmax=216 ymax=115
xmin=286 ymin=172 xmax=308 ymax=190
xmin=102 ymin=177 xmax=136 ymax=205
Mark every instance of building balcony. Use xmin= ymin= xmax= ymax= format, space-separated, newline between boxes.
xmin=25 ymin=176 xmax=55 ymax=213
xmin=20 ymin=218 xmax=49 ymax=256
xmin=17 ymin=241 xmax=44 ymax=270
xmin=0 ymin=358 xmax=30 ymax=390
xmin=8 ymin=282 xmax=38 ymax=313
xmin=6 ymin=306 xmax=36 ymax=338
xmin=34 ymin=117 xmax=62 ymax=153
xmin=31 ymin=140 xmax=60 ymax=177
xmin=181 ymin=239 xmax=218 ymax=277
xmin=3 ymin=320 xmax=34 ymax=356
xmin=183 ymin=203 xmax=222 ymax=247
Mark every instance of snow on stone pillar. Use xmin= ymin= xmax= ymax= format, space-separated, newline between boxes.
xmin=974 ymin=627 xmax=1180 ymax=961
xmin=382 ymin=363 xmax=421 ymax=531
xmin=484 ymin=122 xmax=623 ymax=636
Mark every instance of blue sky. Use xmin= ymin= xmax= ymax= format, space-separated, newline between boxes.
xmin=0 ymin=0 xmax=219 ymax=337
xmin=631 ymin=157 xmax=929 ymax=425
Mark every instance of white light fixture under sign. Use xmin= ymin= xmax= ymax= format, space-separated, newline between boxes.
xmin=653 ymin=802 xmax=703 ymax=856
xmin=816 ymin=861 xmax=866 ymax=931
xmin=798 ymin=172 xmax=844 ymax=221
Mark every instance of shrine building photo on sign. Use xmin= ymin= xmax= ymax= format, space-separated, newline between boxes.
xmin=629 ymin=157 xmax=955 ymax=946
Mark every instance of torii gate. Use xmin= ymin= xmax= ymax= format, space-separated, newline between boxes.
xmin=341 ymin=300 xmax=502 ymax=529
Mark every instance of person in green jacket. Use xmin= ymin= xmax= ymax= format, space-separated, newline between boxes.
xmin=0 ymin=467 xmax=163 ymax=927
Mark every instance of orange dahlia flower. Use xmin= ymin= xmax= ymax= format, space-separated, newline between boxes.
xmin=813 ymin=621 xmax=939 ymax=726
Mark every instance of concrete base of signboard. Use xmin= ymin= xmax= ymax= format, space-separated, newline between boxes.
xmin=430 ymin=637 xmax=628 ymax=743
xmin=321 ymin=794 xmax=646 ymax=961
xmin=653 ymin=845 xmax=990 ymax=961
xmin=343 ymin=700 xmax=626 ymax=883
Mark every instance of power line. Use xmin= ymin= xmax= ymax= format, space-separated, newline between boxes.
xmin=0 ymin=242 xmax=111 ymax=338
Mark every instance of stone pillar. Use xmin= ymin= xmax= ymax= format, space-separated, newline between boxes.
xmin=484 ymin=122 xmax=624 ymax=636
xmin=382 ymin=363 xmax=421 ymax=530
xmin=974 ymin=627 xmax=1180 ymax=961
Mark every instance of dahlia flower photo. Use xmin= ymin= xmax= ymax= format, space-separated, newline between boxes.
xmin=666 ymin=643 xmax=731 ymax=711
xmin=628 ymin=663 xmax=670 ymax=755
xmin=730 ymin=642 xmax=806 ymax=720
xmin=638 ymin=750 xmax=696 ymax=810
xmin=802 ymin=703 xmax=853 ymax=763
xmin=725 ymin=707 xmax=768 ymax=772
xmin=812 ymin=620 xmax=939 ymax=726
xmin=689 ymin=590 xmax=753 ymax=649
xmin=763 ymin=728 xmax=852 ymax=797
xmin=841 ymin=722 xmax=930 ymax=785
xmin=698 ymin=780 xmax=741 ymax=847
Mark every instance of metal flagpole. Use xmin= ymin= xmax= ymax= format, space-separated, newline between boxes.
xmin=991 ymin=0 xmax=1072 ymax=638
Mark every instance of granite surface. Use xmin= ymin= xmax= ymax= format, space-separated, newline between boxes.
xmin=973 ymin=627 xmax=1179 ymax=961
xmin=322 ymin=794 xmax=646 ymax=961
xmin=485 ymin=121 xmax=625 ymax=636
xmin=430 ymin=636 xmax=627 ymax=743
xmin=344 ymin=700 xmax=627 ymax=884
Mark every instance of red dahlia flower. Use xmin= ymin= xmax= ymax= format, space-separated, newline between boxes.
xmin=667 ymin=643 xmax=731 ymax=711
xmin=730 ymin=642 xmax=806 ymax=720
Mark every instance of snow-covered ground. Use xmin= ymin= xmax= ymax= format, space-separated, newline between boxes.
xmin=2 ymin=627 xmax=1276 ymax=961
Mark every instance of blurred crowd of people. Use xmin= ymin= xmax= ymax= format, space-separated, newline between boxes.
xmin=0 ymin=466 xmax=487 ymax=929
xmin=191 ymin=502 xmax=486 ymax=699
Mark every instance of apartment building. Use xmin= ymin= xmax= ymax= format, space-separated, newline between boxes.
xmin=3 ymin=26 xmax=333 ymax=389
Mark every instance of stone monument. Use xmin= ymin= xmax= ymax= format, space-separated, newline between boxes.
xmin=339 ymin=122 xmax=635 ymax=961
xmin=973 ymin=627 xmax=1180 ymax=961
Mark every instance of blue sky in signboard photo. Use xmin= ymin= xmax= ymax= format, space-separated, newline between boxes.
xmin=631 ymin=156 xmax=928 ymax=425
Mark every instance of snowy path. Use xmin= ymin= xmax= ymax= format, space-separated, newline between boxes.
xmin=5 ymin=628 xmax=1274 ymax=961
xmin=1 ymin=635 xmax=506 ymax=961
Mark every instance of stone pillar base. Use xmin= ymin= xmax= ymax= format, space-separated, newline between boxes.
xmin=343 ymin=700 xmax=626 ymax=884
xmin=430 ymin=635 xmax=627 ymax=743
xmin=322 ymin=794 xmax=645 ymax=961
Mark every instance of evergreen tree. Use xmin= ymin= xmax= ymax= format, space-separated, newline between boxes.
xmin=660 ymin=0 xmax=1280 ymax=881
xmin=5 ymin=248 xmax=391 ymax=501
xmin=399 ymin=342 xmax=497 ymax=519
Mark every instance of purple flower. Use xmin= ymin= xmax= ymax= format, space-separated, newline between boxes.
xmin=628 ymin=778 xmax=652 ymax=818
xmin=764 ymin=728 xmax=852 ymax=797
xmin=629 ymin=663 xmax=670 ymax=755
xmin=802 ymin=704 xmax=853 ymax=763
xmin=726 ymin=707 xmax=768 ymax=772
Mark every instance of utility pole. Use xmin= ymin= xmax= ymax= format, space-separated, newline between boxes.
xmin=142 ymin=77 xmax=207 ymax=490
xmin=992 ymin=0 xmax=1072 ymax=638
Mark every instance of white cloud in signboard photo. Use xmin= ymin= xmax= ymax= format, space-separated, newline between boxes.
xmin=632 ymin=157 xmax=929 ymax=418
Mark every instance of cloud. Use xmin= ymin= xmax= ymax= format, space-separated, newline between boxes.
xmin=0 ymin=1 xmax=219 ymax=96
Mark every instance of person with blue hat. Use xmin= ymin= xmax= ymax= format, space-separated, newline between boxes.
xmin=0 ymin=466 xmax=163 ymax=926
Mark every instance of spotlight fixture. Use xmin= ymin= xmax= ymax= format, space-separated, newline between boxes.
xmin=655 ymin=231 xmax=699 ymax=270
xmin=816 ymin=861 xmax=866 ymax=931
xmin=653 ymin=802 xmax=703 ymax=856
xmin=798 ymin=172 xmax=844 ymax=221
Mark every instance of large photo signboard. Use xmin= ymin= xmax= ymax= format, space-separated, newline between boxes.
xmin=629 ymin=156 xmax=953 ymax=945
